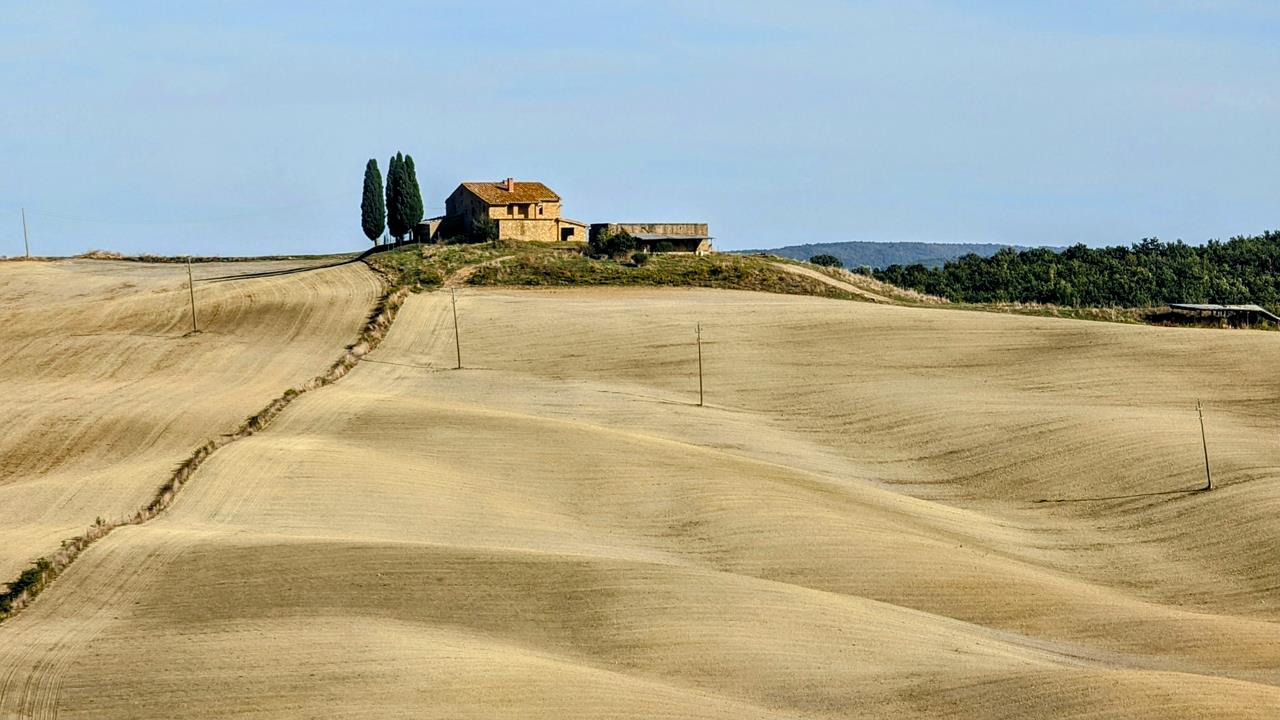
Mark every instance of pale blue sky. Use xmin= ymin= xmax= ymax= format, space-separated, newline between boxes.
xmin=2 ymin=1 xmax=1277 ymax=256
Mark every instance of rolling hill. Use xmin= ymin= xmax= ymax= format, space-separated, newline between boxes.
xmin=0 ymin=258 xmax=380 ymax=586
xmin=2 ymin=258 xmax=1278 ymax=718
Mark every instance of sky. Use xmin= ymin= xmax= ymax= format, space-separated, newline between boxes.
xmin=1 ymin=0 xmax=1277 ymax=256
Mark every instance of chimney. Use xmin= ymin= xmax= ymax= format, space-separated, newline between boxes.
xmin=505 ymin=177 xmax=515 ymax=192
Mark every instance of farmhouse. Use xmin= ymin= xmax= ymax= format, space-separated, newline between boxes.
xmin=591 ymin=223 xmax=714 ymax=254
xmin=436 ymin=178 xmax=587 ymax=243
xmin=408 ymin=178 xmax=714 ymax=252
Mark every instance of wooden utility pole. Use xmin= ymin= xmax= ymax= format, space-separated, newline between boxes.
xmin=186 ymin=257 xmax=199 ymax=333
xmin=1197 ymin=399 xmax=1212 ymax=491
xmin=451 ymin=288 xmax=462 ymax=370
xmin=21 ymin=208 xmax=29 ymax=258
xmin=696 ymin=322 xmax=704 ymax=407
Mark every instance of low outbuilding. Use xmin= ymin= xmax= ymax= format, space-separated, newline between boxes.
xmin=591 ymin=223 xmax=713 ymax=254
xmin=412 ymin=216 xmax=445 ymax=244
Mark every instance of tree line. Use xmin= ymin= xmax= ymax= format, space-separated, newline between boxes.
xmin=746 ymin=241 xmax=1025 ymax=269
xmin=874 ymin=231 xmax=1280 ymax=310
xmin=361 ymin=152 xmax=424 ymax=244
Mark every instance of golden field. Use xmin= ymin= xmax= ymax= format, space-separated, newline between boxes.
xmin=2 ymin=265 xmax=1278 ymax=718
xmin=0 ymin=259 xmax=379 ymax=582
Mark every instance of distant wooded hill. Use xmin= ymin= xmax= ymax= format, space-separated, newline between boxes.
xmin=734 ymin=241 xmax=1044 ymax=269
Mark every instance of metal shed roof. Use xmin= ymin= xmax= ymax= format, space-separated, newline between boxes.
xmin=632 ymin=233 xmax=712 ymax=241
xmin=1169 ymin=303 xmax=1280 ymax=323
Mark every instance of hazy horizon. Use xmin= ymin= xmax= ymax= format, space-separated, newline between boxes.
xmin=2 ymin=1 xmax=1277 ymax=257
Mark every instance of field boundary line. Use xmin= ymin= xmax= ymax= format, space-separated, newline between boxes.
xmin=770 ymin=262 xmax=891 ymax=303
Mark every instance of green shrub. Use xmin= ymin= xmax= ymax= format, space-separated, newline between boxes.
xmin=588 ymin=228 xmax=636 ymax=258
xmin=656 ymin=241 xmax=675 ymax=253
xmin=465 ymin=217 xmax=499 ymax=244
xmin=810 ymin=254 xmax=843 ymax=268
xmin=632 ymin=252 xmax=650 ymax=266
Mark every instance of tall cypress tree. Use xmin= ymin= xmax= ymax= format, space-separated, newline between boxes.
xmin=360 ymin=159 xmax=385 ymax=244
xmin=403 ymin=155 xmax=425 ymax=230
xmin=386 ymin=152 xmax=408 ymax=241
xmin=385 ymin=153 xmax=399 ymax=220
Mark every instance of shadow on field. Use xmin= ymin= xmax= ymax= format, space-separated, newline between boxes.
xmin=360 ymin=358 xmax=451 ymax=372
xmin=596 ymin=389 xmax=702 ymax=408
xmin=201 ymin=255 xmax=362 ymax=283
xmin=1035 ymin=487 xmax=1205 ymax=503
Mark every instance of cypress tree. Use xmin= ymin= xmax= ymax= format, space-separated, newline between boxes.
xmin=403 ymin=155 xmax=425 ymax=230
xmin=360 ymin=159 xmax=385 ymax=244
xmin=386 ymin=152 xmax=408 ymax=241
xmin=385 ymin=153 xmax=399 ymax=220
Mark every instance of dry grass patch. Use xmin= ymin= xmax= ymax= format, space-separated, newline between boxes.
xmin=367 ymin=242 xmax=867 ymax=301
xmin=469 ymin=249 xmax=865 ymax=300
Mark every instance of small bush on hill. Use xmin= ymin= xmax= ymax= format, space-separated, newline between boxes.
xmin=810 ymin=254 xmax=843 ymax=268
xmin=1 ymin=557 xmax=52 ymax=615
xmin=467 ymin=217 xmax=499 ymax=244
xmin=588 ymin=228 xmax=636 ymax=258
xmin=78 ymin=249 xmax=125 ymax=260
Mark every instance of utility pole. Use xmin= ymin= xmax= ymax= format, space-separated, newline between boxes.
xmin=451 ymin=288 xmax=462 ymax=370
xmin=21 ymin=208 xmax=29 ymax=258
xmin=696 ymin=322 xmax=704 ymax=407
xmin=1197 ymin=399 xmax=1212 ymax=491
xmin=186 ymin=257 xmax=199 ymax=333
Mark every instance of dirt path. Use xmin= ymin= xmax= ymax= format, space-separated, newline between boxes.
xmin=443 ymin=255 xmax=513 ymax=289
xmin=771 ymin=261 xmax=892 ymax=303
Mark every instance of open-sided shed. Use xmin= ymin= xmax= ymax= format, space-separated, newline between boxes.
xmin=1168 ymin=303 xmax=1280 ymax=326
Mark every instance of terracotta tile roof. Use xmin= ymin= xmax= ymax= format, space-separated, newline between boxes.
xmin=460 ymin=181 xmax=560 ymax=205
